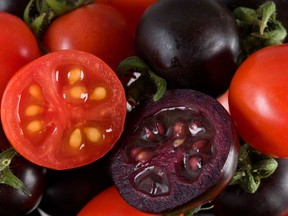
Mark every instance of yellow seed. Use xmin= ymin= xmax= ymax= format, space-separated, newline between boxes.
xmin=69 ymin=128 xmax=82 ymax=149
xmin=26 ymin=120 xmax=43 ymax=133
xmin=90 ymin=87 xmax=107 ymax=101
xmin=173 ymin=138 xmax=185 ymax=147
xmin=25 ymin=105 xmax=43 ymax=116
xmin=84 ymin=127 xmax=102 ymax=143
xmin=68 ymin=86 xmax=87 ymax=99
xmin=29 ymin=85 xmax=42 ymax=99
xmin=68 ymin=68 xmax=83 ymax=85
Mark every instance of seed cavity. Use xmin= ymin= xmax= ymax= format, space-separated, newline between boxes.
xmin=69 ymin=128 xmax=82 ymax=149
xmin=132 ymin=166 xmax=170 ymax=197
xmin=84 ymin=127 xmax=102 ymax=143
xmin=26 ymin=120 xmax=43 ymax=133
xmin=90 ymin=87 xmax=107 ymax=101
xmin=25 ymin=105 xmax=43 ymax=116
xmin=67 ymin=68 xmax=84 ymax=84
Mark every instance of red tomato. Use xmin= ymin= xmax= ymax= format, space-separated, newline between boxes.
xmin=1 ymin=50 xmax=127 ymax=170
xmin=0 ymin=12 xmax=41 ymax=113
xmin=42 ymin=3 xmax=134 ymax=71
xmin=228 ymin=44 xmax=288 ymax=158
xmin=77 ymin=186 xmax=159 ymax=216
xmin=217 ymin=89 xmax=230 ymax=114
xmin=96 ymin=0 xmax=157 ymax=35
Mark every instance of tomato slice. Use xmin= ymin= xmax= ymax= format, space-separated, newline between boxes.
xmin=1 ymin=50 xmax=127 ymax=170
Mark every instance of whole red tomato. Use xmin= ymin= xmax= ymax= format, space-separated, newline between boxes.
xmin=42 ymin=3 xmax=134 ymax=71
xmin=229 ymin=44 xmax=288 ymax=158
xmin=96 ymin=0 xmax=157 ymax=35
xmin=0 ymin=12 xmax=41 ymax=113
xmin=77 ymin=186 xmax=159 ymax=216
xmin=1 ymin=50 xmax=127 ymax=170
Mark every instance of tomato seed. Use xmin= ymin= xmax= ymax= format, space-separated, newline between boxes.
xmin=69 ymin=128 xmax=82 ymax=149
xmin=67 ymin=68 xmax=83 ymax=84
xmin=25 ymin=105 xmax=43 ymax=116
xmin=173 ymin=138 xmax=185 ymax=147
xmin=29 ymin=85 xmax=42 ymax=99
xmin=90 ymin=87 xmax=107 ymax=101
xmin=84 ymin=127 xmax=102 ymax=143
xmin=135 ymin=150 xmax=153 ymax=163
xmin=68 ymin=86 xmax=88 ymax=100
xmin=26 ymin=120 xmax=43 ymax=133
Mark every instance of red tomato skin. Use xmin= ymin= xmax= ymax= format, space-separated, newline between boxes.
xmin=0 ymin=12 xmax=41 ymax=112
xmin=1 ymin=50 xmax=127 ymax=170
xmin=228 ymin=44 xmax=288 ymax=158
xmin=217 ymin=89 xmax=230 ymax=114
xmin=77 ymin=186 xmax=159 ymax=216
xmin=42 ymin=3 xmax=134 ymax=71
xmin=96 ymin=0 xmax=157 ymax=35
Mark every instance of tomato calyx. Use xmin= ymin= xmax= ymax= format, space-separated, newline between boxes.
xmin=0 ymin=148 xmax=30 ymax=195
xmin=230 ymin=144 xmax=278 ymax=193
xmin=117 ymin=56 xmax=167 ymax=111
xmin=24 ymin=0 xmax=94 ymax=40
xmin=234 ymin=1 xmax=287 ymax=56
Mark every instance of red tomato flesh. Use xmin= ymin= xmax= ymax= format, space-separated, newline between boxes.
xmin=1 ymin=50 xmax=127 ymax=170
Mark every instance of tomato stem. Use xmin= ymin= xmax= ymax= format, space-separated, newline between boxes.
xmin=24 ymin=0 xmax=95 ymax=41
xmin=0 ymin=148 xmax=31 ymax=195
xmin=117 ymin=56 xmax=167 ymax=110
xmin=230 ymin=144 xmax=278 ymax=193
xmin=234 ymin=1 xmax=287 ymax=56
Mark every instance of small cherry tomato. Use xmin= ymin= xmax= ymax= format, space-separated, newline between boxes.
xmin=1 ymin=50 xmax=127 ymax=170
xmin=77 ymin=186 xmax=159 ymax=216
xmin=229 ymin=44 xmax=288 ymax=157
xmin=0 ymin=12 xmax=41 ymax=113
xmin=42 ymin=3 xmax=134 ymax=71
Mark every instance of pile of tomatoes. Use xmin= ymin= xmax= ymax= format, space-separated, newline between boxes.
xmin=1 ymin=0 xmax=288 ymax=216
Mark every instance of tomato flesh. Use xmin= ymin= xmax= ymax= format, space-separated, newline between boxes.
xmin=1 ymin=50 xmax=127 ymax=170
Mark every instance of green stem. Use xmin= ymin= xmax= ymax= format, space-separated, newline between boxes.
xmin=0 ymin=148 xmax=31 ymax=195
xmin=24 ymin=0 xmax=94 ymax=41
xmin=117 ymin=56 xmax=167 ymax=110
xmin=233 ymin=1 xmax=287 ymax=56
xmin=230 ymin=144 xmax=278 ymax=193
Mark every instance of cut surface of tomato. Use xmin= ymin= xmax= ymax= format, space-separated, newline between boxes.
xmin=1 ymin=50 xmax=127 ymax=170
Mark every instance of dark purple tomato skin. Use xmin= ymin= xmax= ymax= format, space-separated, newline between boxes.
xmin=212 ymin=158 xmax=288 ymax=216
xmin=38 ymin=156 xmax=113 ymax=216
xmin=135 ymin=0 xmax=243 ymax=97
xmin=220 ymin=0 xmax=288 ymax=42
xmin=110 ymin=89 xmax=239 ymax=214
xmin=0 ymin=0 xmax=30 ymax=17
xmin=0 ymin=126 xmax=47 ymax=216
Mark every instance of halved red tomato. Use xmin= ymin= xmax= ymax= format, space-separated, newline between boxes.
xmin=1 ymin=50 xmax=127 ymax=170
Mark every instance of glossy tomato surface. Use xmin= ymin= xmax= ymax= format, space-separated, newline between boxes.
xmin=0 ymin=12 xmax=41 ymax=113
xmin=1 ymin=50 xmax=127 ymax=170
xmin=96 ymin=0 xmax=157 ymax=35
xmin=77 ymin=186 xmax=159 ymax=216
xmin=42 ymin=3 xmax=134 ymax=71
xmin=229 ymin=44 xmax=288 ymax=158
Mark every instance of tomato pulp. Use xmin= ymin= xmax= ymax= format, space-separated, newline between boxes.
xmin=1 ymin=50 xmax=127 ymax=170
